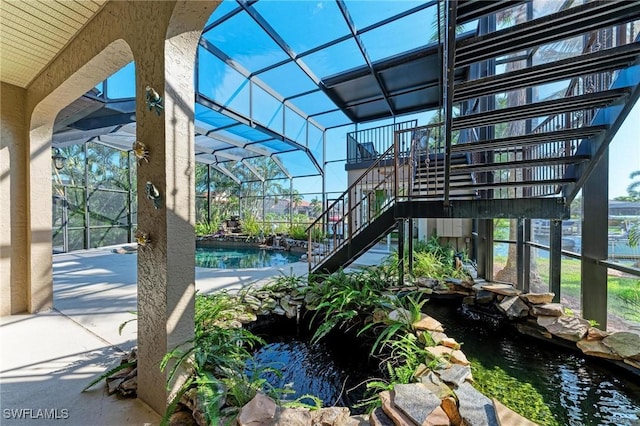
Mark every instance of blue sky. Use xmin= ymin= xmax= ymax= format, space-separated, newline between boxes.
xmin=609 ymin=99 xmax=640 ymax=199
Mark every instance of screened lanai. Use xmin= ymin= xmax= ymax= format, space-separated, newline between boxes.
xmin=47 ymin=0 xmax=640 ymax=331
xmin=51 ymin=0 xmax=477 ymax=249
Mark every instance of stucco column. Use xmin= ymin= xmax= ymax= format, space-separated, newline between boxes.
xmin=133 ymin=8 xmax=198 ymax=413
xmin=1 ymin=82 xmax=32 ymax=315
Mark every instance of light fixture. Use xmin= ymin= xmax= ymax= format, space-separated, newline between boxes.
xmin=52 ymin=147 xmax=66 ymax=171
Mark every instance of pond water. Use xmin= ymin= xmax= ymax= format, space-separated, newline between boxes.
xmin=425 ymin=302 xmax=640 ymax=426
xmin=195 ymin=246 xmax=301 ymax=269
xmin=247 ymin=317 xmax=374 ymax=412
xmin=249 ymin=303 xmax=640 ymax=424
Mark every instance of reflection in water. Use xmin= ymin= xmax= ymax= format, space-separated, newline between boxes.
xmin=195 ymin=246 xmax=300 ymax=269
xmin=248 ymin=339 xmax=371 ymax=411
xmin=425 ymin=303 xmax=640 ymax=426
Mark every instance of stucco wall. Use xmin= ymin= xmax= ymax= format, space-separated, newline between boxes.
xmin=1 ymin=82 xmax=28 ymax=315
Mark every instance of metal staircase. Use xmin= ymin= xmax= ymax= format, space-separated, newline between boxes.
xmin=307 ymin=1 xmax=640 ymax=275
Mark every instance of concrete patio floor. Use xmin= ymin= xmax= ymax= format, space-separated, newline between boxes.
xmin=0 ymin=244 xmax=391 ymax=425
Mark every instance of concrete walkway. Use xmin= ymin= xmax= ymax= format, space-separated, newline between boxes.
xmin=0 ymin=244 xmax=392 ymax=425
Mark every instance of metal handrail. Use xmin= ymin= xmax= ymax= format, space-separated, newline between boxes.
xmin=306 ymin=142 xmax=398 ymax=272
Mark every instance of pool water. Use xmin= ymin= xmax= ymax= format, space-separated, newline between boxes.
xmin=195 ymin=246 xmax=301 ymax=269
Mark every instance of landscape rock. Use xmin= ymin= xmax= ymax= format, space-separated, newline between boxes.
xmin=462 ymin=296 xmax=475 ymax=306
xmin=393 ymin=383 xmax=442 ymax=426
xmin=475 ymin=290 xmax=495 ymax=305
xmin=414 ymin=315 xmax=445 ymax=332
xmin=482 ymin=284 xmax=521 ymax=297
xmin=492 ymin=399 xmax=537 ymax=426
xmin=237 ymin=393 xmax=277 ymax=426
xmin=413 ymin=363 xmax=430 ymax=379
xmin=420 ymin=372 xmax=453 ymax=400
xmin=531 ymin=303 xmax=564 ymax=317
xmin=429 ymin=331 xmax=449 ymax=345
xmin=497 ymin=295 xmax=530 ymax=319
xmin=310 ymin=407 xmax=351 ymax=426
xmin=169 ymin=410 xmax=197 ymax=426
xmin=416 ymin=277 xmax=440 ymax=288
xmin=426 ymin=345 xmax=470 ymax=366
xmin=440 ymin=337 xmax=460 ymax=349
xmin=369 ymin=407 xmax=395 ymax=426
xmin=345 ymin=415 xmax=369 ymax=426
xmin=624 ymin=358 xmax=640 ymax=369
xmin=436 ymin=364 xmax=472 ymax=387
xmin=516 ymin=322 xmax=552 ymax=340
xmin=520 ymin=292 xmax=555 ymax=305
xmin=274 ymin=408 xmax=311 ymax=426
xmin=379 ymin=391 xmax=414 ymax=426
xmin=455 ymin=382 xmax=499 ymax=426
xmin=577 ymin=339 xmax=623 ymax=360
xmin=586 ymin=327 xmax=610 ymax=341
xmin=440 ymin=396 xmax=461 ymax=426
xmin=538 ymin=315 xmax=590 ymax=342
xmin=425 ymin=406 xmax=451 ymax=426
xmin=602 ymin=332 xmax=640 ymax=360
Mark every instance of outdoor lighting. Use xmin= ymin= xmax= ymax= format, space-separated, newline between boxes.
xmin=52 ymin=147 xmax=66 ymax=171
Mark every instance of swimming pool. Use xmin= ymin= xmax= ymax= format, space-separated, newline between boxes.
xmin=195 ymin=246 xmax=302 ymax=269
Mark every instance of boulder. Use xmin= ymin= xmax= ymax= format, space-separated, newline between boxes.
xmin=455 ymin=382 xmax=499 ymax=426
xmin=531 ymin=303 xmax=564 ymax=317
xmin=577 ymin=339 xmax=623 ymax=360
xmin=520 ymin=292 xmax=555 ymax=305
xmin=537 ymin=315 xmax=589 ymax=342
xmin=602 ymin=332 xmax=640 ymax=360
xmin=237 ymin=393 xmax=277 ymax=426
xmin=482 ymin=284 xmax=521 ymax=297
xmin=393 ymin=383 xmax=442 ymax=426
xmin=414 ymin=315 xmax=445 ymax=332
xmin=497 ymin=295 xmax=530 ymax=319
xmin=345 ymin=414 xmax=370 ymax=426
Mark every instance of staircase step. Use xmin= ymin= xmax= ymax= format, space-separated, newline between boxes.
xmin=456 ymin=0 xmax=525 ymax=25
xmin=455 ymin=43 xmax=640 ymax=101
xmin=452 ymin=88 xmax=630 ymax=130
xmin=455 ymin=1 xmax=640 ymax=67
xmin=450 ymin=155 xmax=590 ymax=174
xmin=450 ymin=125 xmax=608 ymax=153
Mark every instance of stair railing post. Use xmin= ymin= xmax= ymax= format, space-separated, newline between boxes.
xmin=394 ymin=130 xmax=399 ymax=201
xmin=397 ymin=219 xmax=405 ymax=286
xmin=443 ymin=0 xmax=458 ymax=206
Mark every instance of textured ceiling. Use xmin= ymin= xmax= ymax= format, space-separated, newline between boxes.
xmin=0 ymin=0 xmax=106 ymax=88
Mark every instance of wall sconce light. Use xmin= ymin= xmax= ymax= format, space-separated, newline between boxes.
xmin=52 ymin=147 xmax=66 ymax=171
